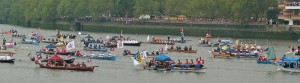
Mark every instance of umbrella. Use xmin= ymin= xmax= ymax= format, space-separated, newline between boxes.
xmin=155 ymin=54 xmax=171 ymax=61
xmin=46 ymin=44 xmax=56 ymax=48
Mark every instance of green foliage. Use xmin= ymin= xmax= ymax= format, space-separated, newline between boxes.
xmin=0 ymin=0 xmax=277 ymax=24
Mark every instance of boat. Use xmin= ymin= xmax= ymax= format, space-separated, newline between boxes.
xmin=211 ymin=51 xmax=233 ymax=58
xmin=0 ymin=55 xmax=15 ymax=63
xmin=56 ymin=30 xmax=76 ymax=39
xmin=37 ymin=55 xmax=97 ymax=71
xmin=5 ymin=42 xmax=17 ymax=48
xmin=83 ymin=46 xmax=108 ymax=52
xmin=58 ymin=52 xmax=75 ymax=55
xmin=22 ymin=39 xmax=39 ymax=45
xmin=39 ymin=64 xmax=97 ymax=71
xmin=276 ymin=55 xmax=300 ymax=73
xmin=256 ymin=47 xmax=276 ymax=64
xmin=31 ymin=57 xmax=75 ymax=64
xmin=55 ymin=42 xmax=68 ymax=48
xmin=88 ymin=54 xmax=117 ymax=60
xmin=2 ymin=31 xmax=11 ymax=35
xmin=141 ymin=54 xmax=206 ymax=72
xmin=167 ymin=49 xmax=197 ymax=53
xmin=0 ymin=49 xmax=16 ymax=54
xmin=42 ymin=40 xmax=59 ymax=43
xmin=149 ymin=40 xmax=175 ymax=45
xmin=123 ymin=40 xmax=142 ymax=46
xmin=89 ymin=55 xmax=117 ymax=60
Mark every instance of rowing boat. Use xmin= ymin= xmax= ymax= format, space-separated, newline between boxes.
xmin=211 ymin=51 xmax=233 ymax=58
xmin=167 ymin=49 xmax=197 ymax=53
xmin=39 ymin=64 xmax=97 ymax=71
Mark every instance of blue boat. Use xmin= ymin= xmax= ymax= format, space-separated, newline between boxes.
xmin=276 ymin=55 xmax=300 ymax=73
xmin=257 ymin=47 xmax=276 ymax=64
xmin=22 ymin=39 xmax=39 ymax=45
xmin=83 ymin=46 xmax=108 ymax=52
xmin=88 ymin=55 xmax=117 ymax=60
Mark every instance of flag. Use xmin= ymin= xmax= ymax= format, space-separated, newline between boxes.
xmin=146 ymin=35 xmax=150 ymax=41
xmin=164 ymin=44 xmax=168 ymax=51
xmin=132 ymin=52 xmax=143 ymax=66
xmin=60 ymin=36 xmax=64 ymax=41
xmin=142 ymin=51 xmax=147 ymax=59
xmin=66 ymin=40 xmax=75 ymax=50
xmin=180 ymin=28 xmax=184 ymax=37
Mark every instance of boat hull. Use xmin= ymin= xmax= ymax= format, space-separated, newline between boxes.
xmin=167 ymin=49 xmax=197 ymax=53
xmin=256 ymin=60 xmax=273 ymax=64
xmin=39 ymin=64 xmax=97 ymax=71
xmin=0 ymin=59 xmax=15 ymax=63
xmin=123 ymin=42 xmax=142 ymax=46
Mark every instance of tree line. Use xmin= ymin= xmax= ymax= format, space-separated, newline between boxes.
xmin=0 ymin=0 xmax=277 ymax=25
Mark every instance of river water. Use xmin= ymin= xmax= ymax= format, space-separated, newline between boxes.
xmin=0 ymin=24 xmax=298 ymax=83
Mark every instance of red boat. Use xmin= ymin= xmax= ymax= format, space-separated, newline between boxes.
xmin=39 ymin=64 xmax=98 ymax=71
xmin=38 ymin=55 xmax=98 ymax=71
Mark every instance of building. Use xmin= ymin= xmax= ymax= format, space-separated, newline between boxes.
xmin=278 ymin=0 xmax=300 ymax=25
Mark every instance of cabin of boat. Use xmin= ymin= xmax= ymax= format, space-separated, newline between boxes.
xmin=276 ymin=56 xmax=300 ymax=72
xmin=0 ymin=54 xmax=15 ymax=63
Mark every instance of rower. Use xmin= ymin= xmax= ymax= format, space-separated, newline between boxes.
xmin=170 ymin=45 xmax=174 ymax=50
xmin=82 ymin=62 xmax=87 ymax=67
xmin=184 ymin=46 xmax=188 ymax=51
xmin=185 ymin=59 xmax=190 ymax=69
xmin=189 ymin=45 xmax=192 ymax=50
xmin=156 ymin=50 xmax=159 ymax=55
xmin=195 ymin=58 xmax=201 ymax=69
xmin=76 ymin=63 xmax=81 ymax=67
xmin=178 ymin=60 xmax=183 ymax=69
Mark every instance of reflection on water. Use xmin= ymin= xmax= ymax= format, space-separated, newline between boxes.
xmin=0 ymin=24 xmax=299 ymax=83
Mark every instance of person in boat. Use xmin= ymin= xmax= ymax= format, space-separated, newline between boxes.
xmin=190 ymin=59 xmax=194 ymax=65
xmin=89 ymin=44 xmax=93 ymax=49
xmin=70 ymin=63 xmax=75 ymax=67
xmin=99 ymin=53 xmax=104 ymax=57
xmin=167 ymin=35 xmax=170 ymax=41
xmin=195 ymin=58 xmax=201 ymax=69
xmin=64 ymin=62 xmax=68 ymax=67
xmin=76 ymin=62 xmax=81 ymax=67
xmin=170 ymin=45 xmax=174 ymax=50
xmin=185 ymin=59 xmax=190 ymax=69
xmin=123 ymin=49 xmax=128 ymax=55
xmin=189 ymin=45 xmax=192 ymax=50
xmin=108 ymin=53 xmax=112 ymax=57
xmin=184 ymin=46 xmax=188 ymax=51
xmin=82 ymin=62 xmax=87 ymax=67
xmin=178 ymin=60 xmax=183 ymax=69
xmin=93 ymin=44 xmax=97 ymax=49
xmin=2 ymin=38 xmax=6 ymax=45
xmin=22 ymin=38 xmax=25 ymax=42
xmin=151 ymin=51 xmax=155 ymax=55
xmin=156 ymin=50 xmax=159 ymax=55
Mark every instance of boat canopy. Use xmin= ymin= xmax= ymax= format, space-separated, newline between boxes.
xmin=84 ymin=35 xmax=94 ymax=38
xmin=155 ymin=54 xmax=171 ymax=61
xmin=48 ymin=55 xmax=63 ymax=61
xmin=283 ymin=57 xmax=300 ymax=61
xmin=46 ymin=44 xmax=57 ymax=48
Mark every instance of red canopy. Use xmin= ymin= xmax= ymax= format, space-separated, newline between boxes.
xmin=48 ymin=55 xmax=63 ymax=61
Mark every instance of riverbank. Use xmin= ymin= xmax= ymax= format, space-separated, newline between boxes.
xmin=5 ymin=22 xmax=300 ymax=40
